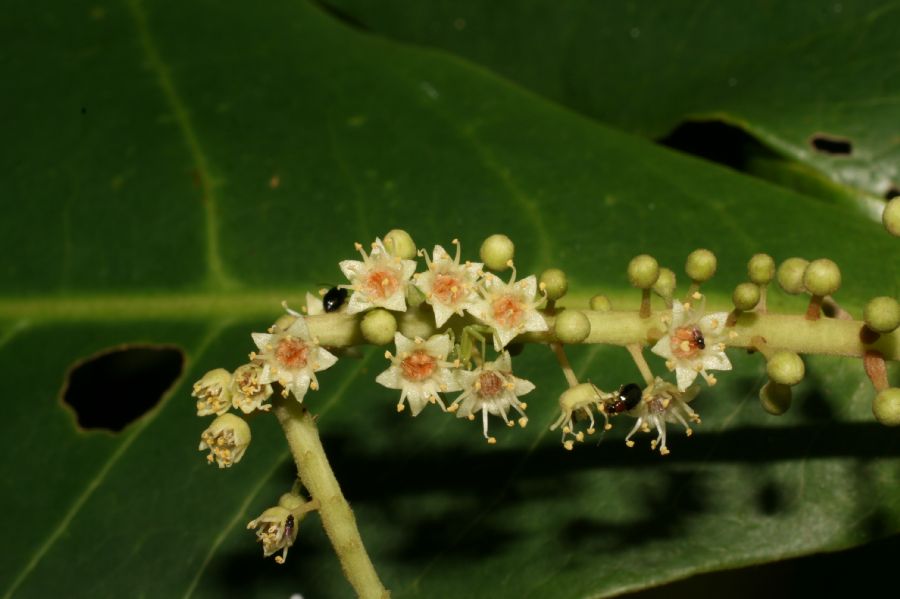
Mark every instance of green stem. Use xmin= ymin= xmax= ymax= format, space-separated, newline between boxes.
xmin=302 ymin=306 xmax=899 ymax=362
xmin=273 ymin=397 xmax=389 ymax=599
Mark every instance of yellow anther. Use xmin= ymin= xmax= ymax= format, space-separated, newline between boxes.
xmin=487 ymin=437 xmax=497 ymax=444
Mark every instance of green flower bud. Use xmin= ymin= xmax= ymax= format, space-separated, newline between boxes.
xmin=864 ymin=296 xmax=900 ymax=334
xmin=383 ymin=229 xmax=417 ymax=259
xmin=776 ymin=257 xmax=809 ymax=295
xmin=653 ymin=267 xmax=677 ymax=300
xmin=748 ymin=253 xmax=775 ymax=285
xmin=627 ymin=254 xmax=660 ymax=289
xmin=759 ymin=381 xmax=792 ymax=415
xmin=405 ymin=282 xmax=426 ymax=308
xmin=554 ymin=309 xmax=591 ymax=344
xmin=803 ymin=258 xmax=841 ymax=297
xmin=766 ymin=350 xmax=805 ymax=386
xmin=360 ymin=308 xmax=397 ymax=346
xmin=199 ymin=413 xmax=251 ymax=468
xmin=480 ymin=234 xmax=515 ymax=271
xmin=732 ymin=282 xmax=761 ymax=311
xmin=685 ymin=249 xmax=717 ymax=282
xmin=884 ymin=197 xmax=900 ymax=237
xmin=873 ymin=388 xmax=900 ymax=426
xmin=539 ymin=268 xmax=568 ymax=300
xmin=589 ymin=294 xmax=612 ymax=311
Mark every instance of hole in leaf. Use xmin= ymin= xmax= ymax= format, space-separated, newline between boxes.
xmin=63 ymin=346 xmax=184 ymax=432
xmin=809 ymin=133 xmax=852 ymax=155
xmin=885 ymin=186 xmax=899 ymax=200
xmin=658 ymin=120 xmax=781 ymax=171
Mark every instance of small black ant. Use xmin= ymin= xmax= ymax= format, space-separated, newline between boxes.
xmin=607 ymin=383 xmax=643 ymax=414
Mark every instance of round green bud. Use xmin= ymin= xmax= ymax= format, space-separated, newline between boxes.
xmin=685 ymin=249 xmax=717 ymax=282
xmin=748 ymin=253 xmax=775 ymax=285
xmin=405 ymin=283 xmax=426 ymax=308
xmin=539 ymin=268 xmax=568 ymax=301
xmin=883 ymin=197 xmax=900 ymax=237
xmin=653 ymin=268 xmax=677 ymax=300
xmin=589 ymin=294 xmax=612 ymax=312
xmin=864 ymin=296 xmax=900 ymax=333
xmin=627 ymin=254 xmax=660 ymax=289
xmin=383 ymin=229 xmax=417 ymax=259
xmin=776 ymin=257 xmax=809 ymax=295
xmin=480 ymin=234 xmax=515 ymax=271
xmin=360 ymin=308 xmax=397 ymax=346
xmin=554 ymin=309 xmax=591 ymax=344
xmin=732 ymin=282 xmax=761 ymax=311
xmin=759 ymin=381 xmax=792 ymax=415
xmin=873 ymin=388 xmax=900 ymax=426
xmin=803 ymin=258 xmax=841 ymax=297
xmin=766 ymin=350 xmax=805 ymax=386
xmin=278 ymin=492 xmax=306 ymax=511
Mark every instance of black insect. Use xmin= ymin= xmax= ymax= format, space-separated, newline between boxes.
xmin=323 ymin=286 xmax=348 ymax=313
xmin=283 ymin=514 xmax=295 ymax=541
xmin=692 ymin=327 xmax=706 ymax=350
xmin=607 ymin=383 xmax=643 ymax=414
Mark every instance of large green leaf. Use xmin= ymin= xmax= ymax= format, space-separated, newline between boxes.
xmin=2 ymin=1 xmax=897 ymax=598
xmin=325 ymin=0 xmax=900 ymax=200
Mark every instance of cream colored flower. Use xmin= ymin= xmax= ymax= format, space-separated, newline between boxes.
xmin=251 ymin=315 xmax=338 ymax=402
xmin=467 ymin=265 xmax=548 ymax=350
xmin=449 ymin=351 xmax=534 ymax=443
xmin=247 ymin=506 xmax=297 ymax=564
xmin=339 ymin=238 xmax=417 ymax=314
xmin=415 ymin=240 xmax=483 ymax=327
xmin=375 ymin=332 xmax=461 ymax=416
xmin=624 ymin=377 xmax=701 ymax=456
xmin=550 ymin=383 xmax=615 ymax=450
xmin=198 ymin=413 xmax=251 ymax=468
xmin=651 ymin=297 xmax=732 ymax=390
xmin=231 ymin=363 xmax=273 ymax=414
xmin=192 ymin=368 xmax=233 ymax=417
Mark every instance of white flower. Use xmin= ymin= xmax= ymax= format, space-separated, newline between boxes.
xmin=247 ymin=506 xmax=297 ymax=564
xmin=449 ymin=351 xmax=535 ymax=444
xmin=231 ymin=363 xmax=273 ymax=414
xmin=251 ymin=315 xmax=338 ymax=402
xmin=624 ymin=377 xmax=701 ymax=456
xmin=650 ymin=297 xmax=732 ymax=391
xmin=304 ymin=291 xmax=324 ymax=315
xmin=339 ymin=238 xmax=417 ymax=314
xmin=414 ymin=240 xmax=483 ymax=327
xmin=199 ymin=413 xmax=251 ymax=468
xmin=375 ymin=332 xmax=461 ymax=416
xmin=550 ymin=382 xmax=614 ymax=450
xmin=467 ymin=265 xmax=548 ymax=350
xmin=192 ymin=368 xmax=233 ymax=417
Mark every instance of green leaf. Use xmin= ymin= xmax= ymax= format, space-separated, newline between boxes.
xmin=2 ymin=1 xmax=897 ymax=598
xmin=325 ymin=0 xmax=900 ymax=200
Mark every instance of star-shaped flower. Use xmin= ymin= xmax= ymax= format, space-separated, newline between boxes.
xmin=623 ymin=377 xmax=701 ymax=455
xmin=231 ymin=363 xmax=273 ymax=414
xmin=339 ymin=238 xmax=417 ymax=314
xmin=414 ymin=240 xmax=483 ymax=327
xmin=198 ymin=413 xmax=251 ymax=468
xmin=375 ymin=332 xmax=461 ymax=416
xmin=449 ymin=351 xmax=535 ymax=444
xmin=192 ymin=368 xmax=233 ymax=417
xmin=650 ymin=297 xmax=732 ymax=390
xmin=251 ymin=315 xmax=338 ymax=402
xmin=467 ymin=265 xmax=548 ymax=350
xmin=247 ymin=506 xmax=298 ymax=564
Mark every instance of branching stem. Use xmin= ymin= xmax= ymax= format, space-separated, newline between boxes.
xmin=273 ymin=397 xmax=389 ymax=599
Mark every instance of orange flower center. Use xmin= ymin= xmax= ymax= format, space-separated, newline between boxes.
xmin=478 ymin=371 xmax=505 ymax=398
xmin=432 ymin=273 xmax=464 ymax=304
xmin=275 ymin=337 xmax=309 ymax=369
xmin=400 ymin=350 xmax=436 ymax=381
xmin=670 ymin=326 xmax=704 ymax=359
xmin=491 ymin=295 xmax=524 ymax=327
xmin=364 ymin=268 xmax=399 ymax=299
